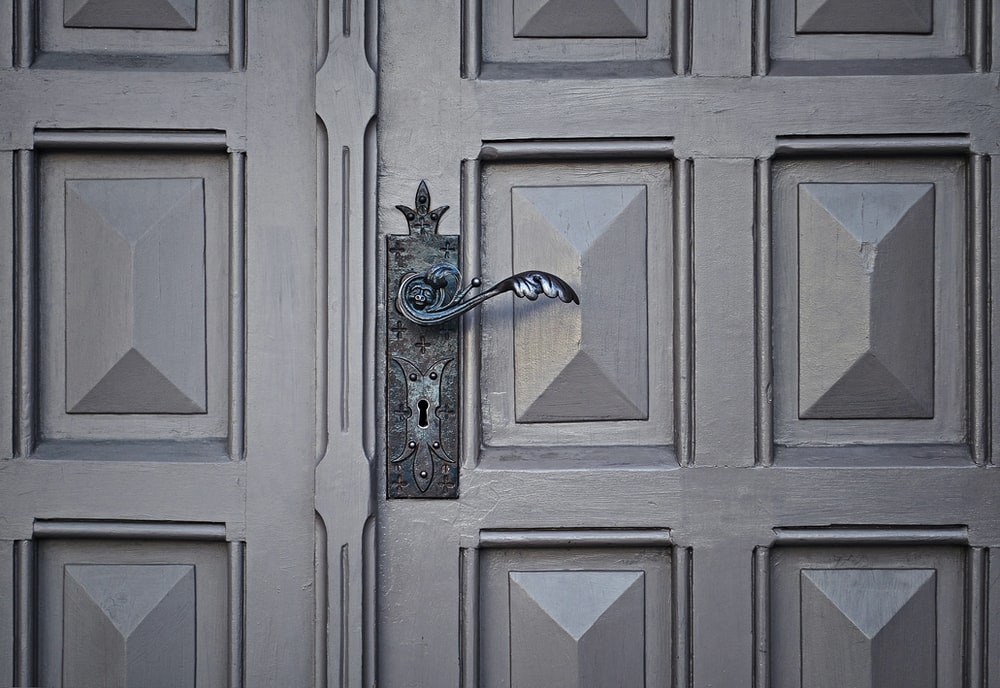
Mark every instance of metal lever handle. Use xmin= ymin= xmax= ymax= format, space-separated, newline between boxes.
xmin=386 ymin=180 xmax=579 ymax=498
xmin=395 ymin=262 xmax=579 ymax=326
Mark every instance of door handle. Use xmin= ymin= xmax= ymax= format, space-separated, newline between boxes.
xmin=386 ymin=181 xmax=579 ymax=498
xmin=395 ymin=263 xmax=578 ymax=326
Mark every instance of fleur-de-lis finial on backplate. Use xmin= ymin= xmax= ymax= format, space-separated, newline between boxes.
xmin=395 ymin=180 xmax=449 ymax=235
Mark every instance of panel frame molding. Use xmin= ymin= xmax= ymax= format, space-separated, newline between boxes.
xmin=755 ymin=134 xmax=987 ymax=465
xmin=753 ymin=0 xmax=987 ymax=75
xmin=15 ymin=0 xmax=247 ymax=71
xmin=463 ymin=528 xmax=688 ymax=688
xmin=754 ymin=525 xmax=985 ymax=688
xmin=13 ymin=130 xmax=246 ymax=461
xmin=13 ymin=519 xmax=244 ymax=688
xmin=462 ymin=0 xmax=691 ymax=78
xmin=467 ymin=138 xmax=688 ymax=468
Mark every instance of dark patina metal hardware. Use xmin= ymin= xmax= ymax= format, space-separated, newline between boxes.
xmin=386 ymin=181 xmax=579 ymax=499
xmin=395 ymin=263 xmax=578 ymax=326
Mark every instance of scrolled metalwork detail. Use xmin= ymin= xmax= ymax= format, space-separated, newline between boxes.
xmin=386 ymin=181 xmax=579 ymax=498
xmin=396 ymin=262 xmax=579 ymax=326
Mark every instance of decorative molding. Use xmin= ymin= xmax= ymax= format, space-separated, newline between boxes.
xmin=774 ymin=134 xmax=972 ymax=156
xmin=228 ymin=152 xmax=246 ymax=461
xmin=480 ymin=138 xmax=674 ymax=161
xmin=767 ymin=149 xmax=970 ymax=453
xmin=34 ymin=129 xmax=228 ymax=151
xmin=15 ymin=521 xmax=243 ymax=688
xmin=15 ymin=134 xmax=246 ymax=461
xmin=34 ymin=520 xmax=227 ymax=540
xmin=480 ymin=529 xmax=672 ymax=548
xmin=761 ymin=527 xmax=972 ymax=688
xmin=754 ymin=158 xmax=773 ymax=465
xmin=771 ymin=525 xmax=970 ymax=545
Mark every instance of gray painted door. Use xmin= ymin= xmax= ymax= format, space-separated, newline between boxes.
xmin=1 ymin=2 xmax=317 ymax=686
xmin=374 ymin=1 xmax=1000 ymax=687
xmin=4 ymin=2 xmax=1000 ymax=687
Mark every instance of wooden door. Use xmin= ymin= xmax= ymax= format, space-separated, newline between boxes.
xmin=0 ymin=2 xmax=317 ymax=686
xmin=374 ymin=1 xmax=1000 ymax=687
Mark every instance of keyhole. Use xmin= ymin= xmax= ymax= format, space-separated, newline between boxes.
xmin=417 ymin=399 xmax=430 ymax=428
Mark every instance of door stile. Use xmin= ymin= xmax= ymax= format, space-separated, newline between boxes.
xmin=315 ymin=0 xmax=377 ymax=684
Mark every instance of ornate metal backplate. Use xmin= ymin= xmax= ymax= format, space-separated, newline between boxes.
xmin=386 ymin=182 xmax=460 ymax=498
xmin=386 ymin=181 xmax=579 ymax=499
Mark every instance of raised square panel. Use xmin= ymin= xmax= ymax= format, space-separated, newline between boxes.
xmin=768 ymin=544 xmax=965 ymax=688
xmin=64 ymin=0 xmax=198 ymax=30
xmin=796 ymin=0 xmax=932 ymax=34
xmin=38 ymin=152 xmax=231 ymax=445
xmin=769 ymin=0 xmax=968 ymax=73
xmin=65 ymin=178 xmax=206 ymax=415
xmin=480 ymin=161 xmax=672 ymax=460
xmin=771 ymin=157 xmax=966 ymax=451
xmin=513 ymin=0 xmax=647 ymax=37
xmin=480 ymin=0 xmax=669 ymax=75
xmin=37 ymin=538 xmax=230 ymax=687
xmin=63 ymin=564 xmax=196 ymax=686
xmin=799 ymin=569 xmax=936 ymax=687
xmin=797 ymin=183 xmax=934 ymax=420
xmin=512 ymin=185 xmax=647 ymax=422
xmin=480 ymin=545 xmax=671 ymax=687
xmin=510 ymin=571 xmax=645 ymax=687
xmin=35 ymin=0 xmax=231 ymax=69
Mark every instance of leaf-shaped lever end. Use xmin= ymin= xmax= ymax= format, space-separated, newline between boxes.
xmin=496 ymin=271 xmax=580 ymax=305
xmin=396 ymin=263 xmax=579 ymax=326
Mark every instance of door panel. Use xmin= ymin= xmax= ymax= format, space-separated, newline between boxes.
xmin=377 ymin=2 xmax=1000 ymax=688
xmin=479 ymin=156 xmax=673 ymax=453
xmin=1 ymin=2 xmax=317 ymax=686
xmin=477 ymin=534 xmax=675 ymax=688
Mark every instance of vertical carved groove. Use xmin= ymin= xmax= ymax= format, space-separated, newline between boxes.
xmin=14 ymin=539 xmax=35 ymax=687
xmin=752 ymin=0 xmax=770 ymax=75
xmin=361 ymin=515 xmax=376 ymax=688
xmin=228 ymin=540 xmax=245 ymax=688
xmin=753 ymin=546 xmax=770 ymax=688
xmin=317 ymin=118 xmax=330 ymax=461
xmin=317 ymin=0 xmax=330 ymax=70
xmin=314 ymin=515 xmax=329 ymax=688
xmin=970 ymin=0 xmax=988 ymax=72
xmin=229 ymin=0 xmax=246 ymax=70
xmin=342 ymin=0 xmax=351 ymax=36
xmin=461 ymin=159 xmax=482 ymax=467
xmin=971 ymin=155 xmax=988 ymax=465
xmin=362 ymin=118 xmax=377 ymax=461
xmin=459 ymin=547 xmax=480 ymax=688
xmin=966 ymin=547 xmax=987 ymax=688
xmin=673 ymin=546 xmax=692 ymax=688
xmin=339 ymin=544 xmax=350 ymax=688
xmin=14 ymin=0 xmax=34 ymax=68
xmin=229 ymin=153 xmax=247 ymax=461
xmin=674 ymin=158 xmax=693 ymax=466
xmin=14 ymin=150 xmax=35 ymax=458
xmin=364 ymin=0 xmax=377 ymax=71
xmin=755 ymin=158 xmax=773 ymax=466
xmin=340 ymin=146 xmax=352 ymax=434
xmin=461 ymin=0 xmax=482 ymax=78
xmin=672 ymin=0 xmax=691 ymax=75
